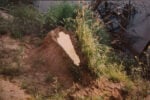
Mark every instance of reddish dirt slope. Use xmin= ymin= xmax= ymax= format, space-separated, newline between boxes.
xmin=69 ymin=77 xmax=124 ymax=100
xmin=29 ymin=27 xmax=80 ymax=88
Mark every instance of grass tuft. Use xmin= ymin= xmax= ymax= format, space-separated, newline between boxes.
xmin=74 ymin=6 xmax=133 ymax=90
xmin=45 ymin=2 xmax=77 ymax=30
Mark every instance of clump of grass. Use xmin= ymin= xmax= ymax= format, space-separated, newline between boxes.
xmin=75 ymin=7 xmax=106 ymax=77
xmin=9 ymin=5 xmax=44 ymax=38
xmin=45 ymin=2 xmax=78 ymax=30
xmin=74 ymin=6 xmax=132 ymax=89
xmin=0 ymin=5 xmax=44 ymax=38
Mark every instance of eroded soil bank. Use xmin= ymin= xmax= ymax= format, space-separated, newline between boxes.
xmin=0 ymin=27 xmax=134 ymax=100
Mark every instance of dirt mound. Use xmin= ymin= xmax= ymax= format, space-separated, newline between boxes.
xmin=29 ymin=27 xmax=80 ymax=88
xmin=0 ymin=79 xmax=31 ymax=100
xmin=0 ymin=28 xmax=83 ymax=98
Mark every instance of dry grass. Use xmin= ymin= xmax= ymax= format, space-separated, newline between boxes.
xmin=74 ymin=6 xmax=133 ymax=90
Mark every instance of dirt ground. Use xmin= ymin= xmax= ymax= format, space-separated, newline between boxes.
xmin=0 ymin=27 xmax=81 ymax=99
xmin=0 ymin=78 xmax=31 ymax=100
xmin=0 ymin=27 xmax=149 ymax=100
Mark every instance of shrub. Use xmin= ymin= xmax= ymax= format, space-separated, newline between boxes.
xmin=44 ymin=2 xmax=78 ymax=30
xmin=9 ymin=5 xmax=44 ymax=38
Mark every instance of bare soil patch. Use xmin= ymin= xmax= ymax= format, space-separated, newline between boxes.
xmin=0 ymin=78 xmax=31 ymax=100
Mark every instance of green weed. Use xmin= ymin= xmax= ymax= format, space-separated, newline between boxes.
xmin=10 ymin=5 xmax=44 ymax=38
xmin=44 ymin=2 xmax=78 ymax=30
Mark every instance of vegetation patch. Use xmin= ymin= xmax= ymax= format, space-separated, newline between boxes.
xmin=73 ymin=7 xmax=133 ymax=90
xmin=0 ymin=5 xmax=44 ymax=38
xmin=45 ymin=2 xmax=78 ymax=30
xmin=10 ymin=5 xmax=44 ymax=38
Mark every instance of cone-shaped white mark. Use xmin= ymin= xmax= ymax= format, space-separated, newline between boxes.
xmin=56 ymin=32 xmax=80 ymax=66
